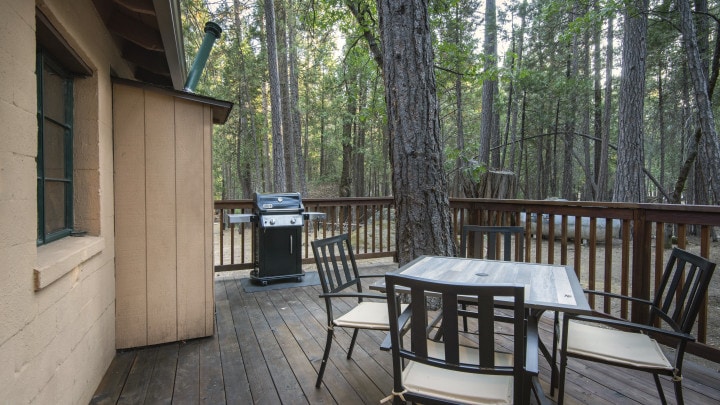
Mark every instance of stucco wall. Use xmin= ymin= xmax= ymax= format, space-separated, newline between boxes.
xmin=0 ymin=0 xmax=125 ymax=403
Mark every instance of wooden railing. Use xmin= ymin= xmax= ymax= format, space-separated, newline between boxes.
xmin=214 ymin=197 xmax=720 ymax=362
xmin=214 ymin=198 xmax=396 ymax=272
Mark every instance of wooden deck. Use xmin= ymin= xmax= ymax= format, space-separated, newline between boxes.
xmin=92 ymin=259 xmax=720 ymax=404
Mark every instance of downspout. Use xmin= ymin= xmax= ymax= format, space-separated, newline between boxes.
xmin=183 ymin=21 xmax=222 ymax=92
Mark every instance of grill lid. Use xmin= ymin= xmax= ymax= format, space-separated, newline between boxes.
xmin=253 ymin=192 xmax=304 ymax=214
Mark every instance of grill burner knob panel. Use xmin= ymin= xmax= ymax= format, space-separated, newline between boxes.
xmin=259 ymin=214 xmax=304 ymax=228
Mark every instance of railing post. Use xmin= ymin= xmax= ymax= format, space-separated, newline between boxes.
xmin=631 ymin=206 xmax=651 ymax=324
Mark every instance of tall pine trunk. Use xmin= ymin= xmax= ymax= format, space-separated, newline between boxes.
xmin=597 ymin=14 xmax=613 ymax=201
xmin=613 ymin=0 xmax=647 ymax=202
xmin=264 ymin=0 xmax=286 ymax=191
xmin=377 ymin=0 xmax=455 ymax=264
xmin=478 ymin=0 xmax=497 ymax=168
xmin=676 ymin=0 xmax=720 ymax=203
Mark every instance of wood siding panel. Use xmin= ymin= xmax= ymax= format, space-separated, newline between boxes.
xmin=113 ymin=84 xmax=148 ymax=349
xmin=203 ymin=106 xmax=215 ymax=335
xmin=114 ymin=83 xmax=214 ymax=348
xmin=144 ymin=91 xmax=178 ymax=345
xmin=175 ymin=99 xmax=208 ymax=340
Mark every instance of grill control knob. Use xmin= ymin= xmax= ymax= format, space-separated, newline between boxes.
xmin=269 ymin=218 xmax=276 ymax=225
xmin=290 ymin=217 xmax=296 ymax=224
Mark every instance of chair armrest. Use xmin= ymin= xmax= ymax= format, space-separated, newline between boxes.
xmin=567 ymin=314 xmax=695 ymax=343
xmin=381 ymin=305 xmax=413 ymax=351
xmin=358 ymin=274 xmax=385 ymax=279
xmin=581 ymin=290 xmax=683 ymax=332
xmin=583 ymin=289 xmax=653 ymax=306
xmin=319 ymin=292 xmax=387 ymax=300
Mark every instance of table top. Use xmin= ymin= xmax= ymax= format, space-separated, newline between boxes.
xmin=370 ymin=255 xmax=591 ymax=315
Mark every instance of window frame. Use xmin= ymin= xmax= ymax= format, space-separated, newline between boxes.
xmin=37 ymin=47 xmax=74 ymax=245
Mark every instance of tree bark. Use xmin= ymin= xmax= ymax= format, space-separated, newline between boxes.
xmin=613 ymin=0 xmax=647 ymax=203
xmin=676 ymin=0 xmax=720 ymax=203
xmin=354 ymin=84 xmax=367 ymax=197
xmin=233 ymin=0 xmax=255 ymax=198
xmin=453 ymin=4 xmax=465 ymax=197
xmin=275 ymin=0 xmax=296 ymax=191
xmin=264 ymin=0 xmax=287 ymax=191
xmin=478 ymin=0 xmax=497 ymax=168
xmin=288 ymin=0 xmax=306 ymax=194
xmin=377 ymin=0 xmax=455 ymax=265
xmin=561 ymin=7 xmax=579 ymax=200
xmin=597 ymin=14 xmax=613 ymax=201
xmin=592 ymin=0 xmax=602 ymax=199
xmin=340 ymin=76 xmax=356 ymax=198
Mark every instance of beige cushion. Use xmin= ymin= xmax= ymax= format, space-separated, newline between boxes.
xmin=334 ymin=302 xmax=406 ymax=330
xmin=401 ymin=341 xmax=514 ymax=405
xmin=567 ymin=321 xmax=672 ymax=370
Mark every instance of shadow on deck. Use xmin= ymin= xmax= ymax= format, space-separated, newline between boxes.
xmin=91 ymin=258 xmax=720 ymax=404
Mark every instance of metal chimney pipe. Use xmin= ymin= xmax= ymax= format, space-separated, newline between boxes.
xmin=183 ymin=21 xmax=222 ymax=92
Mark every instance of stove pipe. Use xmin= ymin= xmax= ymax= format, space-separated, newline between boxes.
xmin=183 ymin=21 xmax=222 ymax=92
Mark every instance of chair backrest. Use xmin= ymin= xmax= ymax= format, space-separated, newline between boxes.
xmin=460 ymin=225 xmax=525 ymax=262
xmin=385 ymin=272 xmax=526 ymax=403
xmin=649 ymin=247 xmax=716 ymax=333
xmin=311 ymin=233 xmax=363 ymax=296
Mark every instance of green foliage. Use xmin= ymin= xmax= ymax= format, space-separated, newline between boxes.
xmin=178 ymin=0 xmax=716 ymax=203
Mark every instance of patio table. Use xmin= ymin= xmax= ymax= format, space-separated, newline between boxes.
xmin=370 ymin=255 xmax=592 ymax=403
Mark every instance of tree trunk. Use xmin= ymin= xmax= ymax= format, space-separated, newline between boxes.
xmin=354 ymin=84 xmax=367 ymax=197
xmin=561 ymin=12 xmax=579 ymax=201
xmin=454 ymin=72 xmax=465 ymax=197
xmin=478 ymin=0 xmax=497 ymax=168
xmin=340 ymin=76 xmax=356 ymax=198
xmin=580 ymin=27 xmax=592 ymax=200
xmin=658 ymin=60 xmax=666 ymax=199
xmin=288 ymin=0 xmax=306 ymax=194
xmin=233 ymin=0 xmax=255 ymax=198
xmin=613 ymin=0 xmax=647 ymax=203
xmin=671 ymin=16 xmax=720 ymax=203
xmin=264 ymin=0 xmax=286 ymax=191
xmin=275 ymin=0 xmax=296 ymax=191
xmin=551 ymin=100 xmax=560 ymax=197
xmin=676 ymin=0 xmax=720 ymax=203
xmin=597 ymin=14 xmax=613 ymax=201
xmin=592 ymin=0 xmax=602 ymax=199
xmin=377 ymin=0 xmax=455 ymax=265
xmin=453 ymin=3 xmax=465 ymax=197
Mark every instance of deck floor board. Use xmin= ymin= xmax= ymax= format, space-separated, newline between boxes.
xmin=92 ymin=259 xmax=720 ymax=404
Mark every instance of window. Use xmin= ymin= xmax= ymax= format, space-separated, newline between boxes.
xmin=37 ymin=48 xmax=74 ymax=245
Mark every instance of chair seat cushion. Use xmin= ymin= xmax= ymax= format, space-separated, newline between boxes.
xmin=402 ymin=341 xmax=514 ymax=405
xmin=567 ymin=321 xmax=672 ymax=370
xmin=334 ymin=302 xmax=406 ymax=330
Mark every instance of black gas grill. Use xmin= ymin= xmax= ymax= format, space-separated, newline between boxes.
xmin=251 ymin=192 xmax=305 ymax=285
xmin=226 ymin=192 xmax=325 ymax=286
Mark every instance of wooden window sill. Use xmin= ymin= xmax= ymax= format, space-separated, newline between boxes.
xmin=34 ymin=236 xmax=105 ymax=291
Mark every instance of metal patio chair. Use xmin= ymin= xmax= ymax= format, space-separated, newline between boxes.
xmin=383 ymin=273 xmax=538 ymax=404
xmin=459 ymin=225 xmax=525 ymax=262
xmin=311 ymin=233 xmax=401 ymax=388
xmin=557 ymin=247 xmax=717 ymax=405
